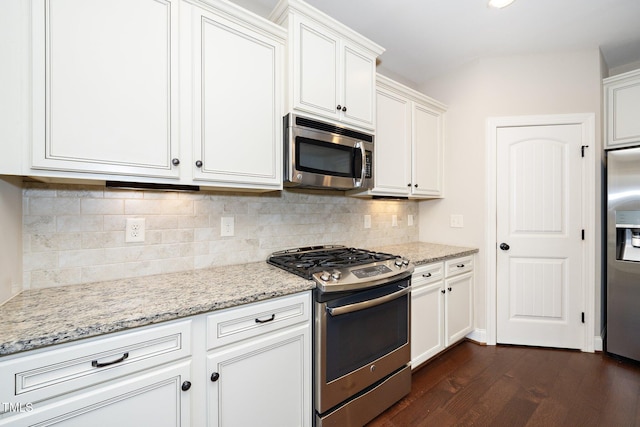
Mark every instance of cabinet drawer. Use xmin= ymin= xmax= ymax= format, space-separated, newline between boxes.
xmin=445 ymin=256 xmax=474 ymax=277
xmin=412 ymin=262 xmax=443 ymax=287
xmin=0 ymin=320 xmax=191 ymax=406
xmin=207 ymin=292 xmax=310 ymax=350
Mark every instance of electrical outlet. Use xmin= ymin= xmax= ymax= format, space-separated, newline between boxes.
xmin=450 ymin=214 xmax=464 ymax=228
xmin=221 ymin=216 xmax=235 ymax=237
xmin=364 ymin=215 xmax=371 ymax=229
xmin=392 ymin=215 xmax=398 ymax=227
xmin=408 ymin=214 xmax=414 ymax=226
xmin=125 ymin=218 xmax=145 ymax=243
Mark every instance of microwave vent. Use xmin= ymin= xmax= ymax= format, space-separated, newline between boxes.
xmin=294 ymin=116 xmax=373 ymax=142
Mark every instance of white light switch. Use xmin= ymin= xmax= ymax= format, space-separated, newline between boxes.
xmin=392 ymin=215 xmax=398 ymax=227
xmin=364 ymin=215 xmax=371 ymax=229
xmin=450 ymin=214 xmax=464 ymax=228
xmin=408 ymin=214 xmax=414 ymax=226
xmin=221 ymin=216 xmax=235 ymax=236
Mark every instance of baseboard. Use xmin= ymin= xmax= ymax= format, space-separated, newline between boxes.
xmin=594 ymin=335 xmax=603 ymax=352
xmin=466 ymin=329 xmax=487 ymax=345
xmin=465 ymin=329 xmax=602 ymax=351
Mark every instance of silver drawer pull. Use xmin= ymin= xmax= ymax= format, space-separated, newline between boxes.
xmin=456 ymin=264 xmax=465 ymax=268
xmin=422 ymin=273 xmax=432 ymax=278
xmin=91 ymin=352 xmax=129 ymax=368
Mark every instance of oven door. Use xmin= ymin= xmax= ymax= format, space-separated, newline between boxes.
xmin=315 ymin=278 xmax=411 ymax=414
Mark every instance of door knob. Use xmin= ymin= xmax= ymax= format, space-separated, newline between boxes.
xmin=500 ymin=243 xmax=510 ymax=251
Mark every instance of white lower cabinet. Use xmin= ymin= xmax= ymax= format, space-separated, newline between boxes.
xmin=0 ymin=292 xmax=312 ymax=427
xmin=411 ymin=256 xmax=474 ymax=369
xmin=205 ymin=292 xmax=312 ymax=427
xmin=0 ymin=320 xmax=193 ymax=426
xmin=207 ymin=325 xmax=310 ymax=427
xmin=1 ymin=361 xmax=191 ymax=427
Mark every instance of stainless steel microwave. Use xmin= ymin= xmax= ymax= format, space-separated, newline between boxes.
xmin=283 ymin=114 xmax=374 ymax=190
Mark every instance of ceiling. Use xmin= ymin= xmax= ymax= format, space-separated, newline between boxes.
xmin=229 ymin=0 xmax=640 ymax=88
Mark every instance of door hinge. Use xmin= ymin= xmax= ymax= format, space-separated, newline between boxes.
xmin=581 ymin=145 xmax=589 ymax=158
xmin=581 ymin=312 xmax=585 ymax=323
xmin=581 ymin=229 xmax=585 ymax=240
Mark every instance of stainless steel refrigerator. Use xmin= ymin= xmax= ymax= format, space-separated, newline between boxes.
xmin=607 ymin=147 xmax=640 ymax=362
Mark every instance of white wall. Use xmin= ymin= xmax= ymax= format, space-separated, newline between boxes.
xmin=0 ymin=177 xmax=23 ymax=304
xmin=417 ymin=49 xmax=604 ymax=340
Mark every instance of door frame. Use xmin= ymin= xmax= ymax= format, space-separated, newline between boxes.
xmin=485 ymin=113 xmax=596 ymax=352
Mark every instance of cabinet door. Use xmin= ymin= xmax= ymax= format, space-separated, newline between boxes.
xmin=207 ymin=324 xmax=311 ymax=427
xmin=445 ymin=272 xmax=474 ymax=346
xmin=373 ymin=87 xmax=412 ymax=196
xmin=0 ymin=361 xmax=191 ymax=427
xmin=292 ymin=15 xmax=340 ymax=121
xmin=605 ymin=71 xmax=640 ymax=148
xmin=411 ymin=281 xmax=445 ymax=369
xmin=191 ymin=7 xmax=283 ymax=190
xmin=31 ymin=0 xmax=180 ymax=178
xmin=412 ymin=103 xmax=444 ymax=197
xmin=341 ymin=43 xmax=376 ymax=129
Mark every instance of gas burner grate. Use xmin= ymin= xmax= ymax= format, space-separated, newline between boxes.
xmin=267 ymin=245 xmax=399 ymax=279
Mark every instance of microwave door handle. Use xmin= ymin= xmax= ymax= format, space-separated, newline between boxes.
xmin=354 ymin=141 xmax=366 ymax=188
xmin=326 ymin=286 xmax=410 ymax=316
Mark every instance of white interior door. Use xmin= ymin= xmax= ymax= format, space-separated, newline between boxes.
xmin=496 ymin=124 xmax=584 ymax=349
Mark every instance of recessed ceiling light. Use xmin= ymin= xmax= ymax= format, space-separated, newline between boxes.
xmin=488 ymin=0 xmax=516 ymax=8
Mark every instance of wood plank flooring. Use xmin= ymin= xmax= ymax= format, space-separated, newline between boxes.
xmin=367 ymin=341 xmax=640 ymax=427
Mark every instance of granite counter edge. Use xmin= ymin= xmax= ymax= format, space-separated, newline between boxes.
xmin=0 ymin=283 xmax=315 ymax=357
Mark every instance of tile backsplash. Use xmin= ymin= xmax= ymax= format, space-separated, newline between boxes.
xmin=23 ymin=182 xmax=418 ymax=289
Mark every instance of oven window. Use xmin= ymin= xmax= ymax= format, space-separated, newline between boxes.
xmin=325 ymin=284 xmax=409 ymax=382
xmin=296 ymin=137 xmax=354 ymax=177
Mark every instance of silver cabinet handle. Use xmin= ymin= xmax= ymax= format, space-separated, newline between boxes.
xmin=326 ymin=286 xmax=410 ymax=316
xmin=422 ymin=273 xmax=432 ymax=278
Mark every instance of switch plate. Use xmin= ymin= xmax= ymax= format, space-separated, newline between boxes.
xmin=392 ymin=215 xmax=398 ymax=227
xmin=450 ymin=214 xmax=464 ymax=228
xmin=125 ymin=218 xmax=145 ymax=243
xmin=364 ymin=215 xmax=371 ymax=229
xmin=221 ymin=216 xmax=235 ymax=236
xmin=408 ymin=214 xmax=414 ymax=226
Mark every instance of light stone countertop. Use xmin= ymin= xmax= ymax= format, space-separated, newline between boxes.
xmin=0 ymin=242 xmax=477 ymax=357
xmin=0 ymin=263 xmax=314 ymax=356
xmin=374 ymin=242 xmax=479 ymax=266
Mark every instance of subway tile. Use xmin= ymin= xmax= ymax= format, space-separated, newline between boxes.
xmin=80 ymin=198 xmax=124 ymax=215
xmin=22 ymin=183 xmax=420 ymax=287
xmin=125 ymin=199 xmax=194 ymax=215
xmin=29 ymin=268 xmax=82 ymax=289
xmin=56 ymin=215 xmax=103 ymax=232
xmin=29 ymin=197 xmax=80 ymax=216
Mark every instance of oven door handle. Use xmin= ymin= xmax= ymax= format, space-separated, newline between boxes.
xmin=326 ymin=286 xmax=410 ymax=316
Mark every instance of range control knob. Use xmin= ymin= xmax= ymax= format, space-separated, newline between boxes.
xmin=331 ymin=271 xmax=341 ymax=280
xmin=320 ymin=272 xmax=331 ymax=281
xmin=395 ymin=259 xmax=403 ymax=267
xmin=402 ymin=259 xmax=410 ymax=266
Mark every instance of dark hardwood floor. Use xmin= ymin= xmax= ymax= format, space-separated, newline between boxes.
xmin=368 ymin=341 xmax=640 ymax=427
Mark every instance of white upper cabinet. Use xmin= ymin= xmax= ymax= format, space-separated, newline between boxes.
xmin=271 ymin=0 xmax=384 ymax=131
xmin=374 ymin=85 xmax=412 ymax=196
xmin=31 ymin=0 xmax=180 ymax=179
xmin=604 ymin=68 xmax=640 ymax=149
xmin=1 ymin=0 xmax=285 ymax=191
xmin=352 ymin=74 xmax=446 ymax=199
xmin=188 ymin=1 xmax=284 ymax=190
xmin=412 ymin=102 xmax=445 ymax=197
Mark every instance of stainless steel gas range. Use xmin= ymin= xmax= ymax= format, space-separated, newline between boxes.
xmin=268 ymin=245 xmax=414 ymax=426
